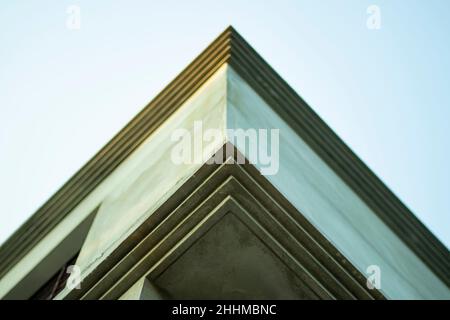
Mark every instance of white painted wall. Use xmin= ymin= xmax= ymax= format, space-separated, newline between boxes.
xmin=0 ymin=64 xmax=228 ymax=298
xmin=226 ymin=66 xmax=450 ymax=299
xmin=2 ymin=64 xmax=448 ymax=300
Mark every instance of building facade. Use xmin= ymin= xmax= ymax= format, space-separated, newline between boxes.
xmin=0 ymin=27 xmax=448 ymax=300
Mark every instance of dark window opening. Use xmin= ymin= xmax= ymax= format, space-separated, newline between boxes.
xmin=31 ymin=252 xmax=79 ymax=300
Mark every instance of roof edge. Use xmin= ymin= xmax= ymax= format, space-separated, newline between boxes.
xmin=0 ymin=26 xmax=448 ymax=288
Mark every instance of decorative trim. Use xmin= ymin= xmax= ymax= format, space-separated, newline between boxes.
xmin=59 ymin=144 xmax=385 ymax=300
xmin=0 ymin=26 xmax=448 ymax=287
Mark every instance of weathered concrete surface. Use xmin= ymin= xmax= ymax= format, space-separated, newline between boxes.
xmin=0 ymin=64 xmax=228 ymax=299
xmin=3 ymin=63 xmax=448 ymax=300
xmin=75 ymin=65 xmax=228 ymax=276
xmin=153 ymin=212 xmax=317 ymax=299
xmin=226 ymin=66 xmax=450 ymax=299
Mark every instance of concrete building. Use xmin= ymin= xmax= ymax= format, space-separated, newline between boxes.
xmin=0 ymin=27 xmax=448 ymax=300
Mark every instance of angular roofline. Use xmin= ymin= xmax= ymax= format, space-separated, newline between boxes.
xmin=58 ymin=144 xmax=385 ymax=300
xmin=0 ymin=26 xmax=448 ymax=286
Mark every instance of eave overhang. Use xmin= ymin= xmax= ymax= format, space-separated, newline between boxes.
xmin=56 ymin=144 xmax=385 ymax=300
xmin=0 ymin=26 xmax=448 ymax=291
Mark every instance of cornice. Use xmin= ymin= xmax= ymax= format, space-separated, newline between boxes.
xmin=58 ymin=144 xmax=385 ymax=300
xmin=0 ymin=26 xmax=448 ymax=288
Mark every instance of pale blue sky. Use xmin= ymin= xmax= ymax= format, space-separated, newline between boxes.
xmin=0 ymin=0 xmax=449 ymax=248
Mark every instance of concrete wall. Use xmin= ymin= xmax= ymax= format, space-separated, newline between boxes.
xmin=2 ymin=64 xmax=448 ymax=300
xmin=75 ymin=64 xmax=228 ymax=276
xmin=226 ymin=66 xmax=449 ymax=299
xmin=0 ymin=64 xmax=228 ymax=298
